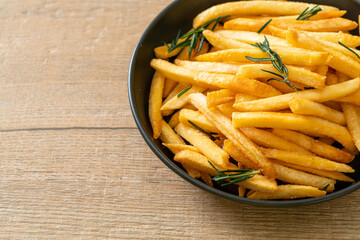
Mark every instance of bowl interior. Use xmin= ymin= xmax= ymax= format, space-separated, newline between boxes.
xmin=129 ymin=0 xmax=360 ymax=207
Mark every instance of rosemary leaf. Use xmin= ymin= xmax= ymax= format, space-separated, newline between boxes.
xmin=257 ymin=19 xmax=272 ymax=34
xmin=319 ymin=184 xmax=330 ymax=191
xmin=296 ymin=5 xmax=322 ymax=21
xmin=188 ymin=120 xmax=220 ymax=141
xmin=177 ymin=86 xmax=192 ymax=98
xmin=339 ymin=41 xmax=360 ymax=59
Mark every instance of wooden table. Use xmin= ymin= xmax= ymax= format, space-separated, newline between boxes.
xmin=1 ymin=0 xmax=360 ymax=239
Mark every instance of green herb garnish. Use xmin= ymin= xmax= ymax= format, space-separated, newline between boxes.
xmin=167 ymin=15 xmax=230 ymax=57
xmin=296 ymin=5 xmax=322 ymax=21
xmin=208 ymin=161 xmax=260 ymax=186
xmin=188 ymin=120 xmax=220 ymax=141
xmin=304 ymin=87 xmax=316 ymax=90
xmin=319 ymin=184 xmax=330 ymax=191
xmin=177 ymin=86 xmax=192 ymax=98
xmin=257 ymin=19 xmax=272 ymax=34
xmin=339 ymin=41 xmax=360 ymax=59
xmin=246 ymin=36 xmax=301 ymax=91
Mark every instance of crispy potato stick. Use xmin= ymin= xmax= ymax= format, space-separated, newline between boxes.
xmin=194 ymin=48 xmax=329 ymax=67
xmin=273 ymin=160 xmax=354 ymax=183
xmin=179 ymin=109 xmax=220 ymax=133
xmin=188 ymin=93 xmax=277 ymax=179
xmin=315 ymin=65 xmax=329 ymax=76
xmin=269 ymin=26 xmax=360 ymax=47
xmin=238 ymin=64 xmax=326 ymax=89
xmin=151 ymin=59 xmax=281 ymax=98
xmin=232 ymin=112 xmax=357 ymax=153
xmin=149 ymin=71 xmax=165 ymax=139
xmin=207 ymin=89 xmax=235 ymax=107
xmin=175 ymin=59 xmax=242 ymax=74
xmin=272 ymin=129 xmax=354 ymax=163
xmin=241 ymin=127 xmax=311 ymax=155
xmin=342 ymin=103 xmax=360 ymax=151
xmin=203 ymin=30 xmax=252 ymax=50
xmin=336 ymin=91 xmax=360 ymax=106
xmin=216 ymin=30 xmax=291 ymax=46
xmin=163 ymin=79 xmax=178 ymax=98
xmin=175 ymin=123 xmax=229 ymax=168
xmin=238 ymin=186 xmax=246 ymax=197
xmin=163 ymin=82 xmax=190 ymax=106
xmin=162 ymin=143 xmax=200 ymax=154
xmin=193 ymin=1 xmax=338 ymax=28
xmin=183 ymin=164 xmax=202 ymax=179
xmin=254 ymin=10 xmax=346 ymax=21
xmin=216 ymin=101 xmax=238 ymax=118
xmin=168 ymin=111 xmax=180 ymax=128
xmin=154 ymin=45 xmax=182 ymax=59
xmin=223 ymin=139 xmax=258 ymax=169
xmin=161 ymin=85 xmax=206 ymax=112
xmin=159 ymin=120 xmax=185 ymax=147
xmin=174 ymin=150 xmax=278 ymax=193
xmin=261 ymin=148 xmax=355 ymax=173
xmin=177 ymin=41 xmax=210 ymax=60
xmin=272 ymin=163 xmax=335 ymax=192
xmin=235 ymin=93 xmax=258 ymax=103
xmin=225 ymin=17 xmax=357 ymax=32
xmin=201 ymin=172 xmax=213 ymax=187
xmin=318 ymin=137 xmax=336 ymax=145
xmin=287 ymin=30 xmax=360 ymax=78
xmin=326 ymin=72 xmax=338 ymax=85
xmin=247 ymin=185 xmax=326 ymax=200
xmin=233 ymin=78 xmax=360 ymax=112
xmin=289 ymin=99 xmax=346 ymax=125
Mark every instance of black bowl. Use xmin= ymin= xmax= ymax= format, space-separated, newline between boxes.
xmin=128 ymin=0 xmax=360 ymax=207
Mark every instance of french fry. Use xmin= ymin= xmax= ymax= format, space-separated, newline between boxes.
xmin=223 ymin=139 xmax=258 ymax=169
xmin=163 ymin=79 xmax=178 ymax=98
xmin=225 ymin=17 xmax=357 ymax=32
xmin=232 ymin=112 xmax=357 ymax=153
xmin=241 ymin=127 xmax=312 ymax=155
xmin=174 ymin=150 xmax=278 ymax=193
xmin=162 ymin=143 xmax=200 ymax=154
xmin=203 ymin=30 xmax=251 ymax=50
xmin=154 ymin=45 xmax=182 ymax=59
xmin=272 ymin=129 xmax=354 ymax=163
xmin=238 ymin=186 xmax=246 ymax=197
xmin=235 ymin=93 xmax=258 ymax=103
xmin=238 ymin=64 xmax=326 ymax=89
xmin=194 ymin=48 xmax=329 ymax=67
xmin=188 ymin=93 xmax=277 ymax=179
xmin=289 ymin=99 xmax=346 ymax=125
xmin=287 ymin=30 xmax=360 ymax=78
xmin=261 ymin=148 xmax=355 ymax=173
xmin=247 ymin=185 xmax=326 ymax=200
xmin=201 ymin=172 xmax=213 ymax=187
xmin=233 ymin=78 xmax=360 ymax=112
xmin=315 ymin=65 xmax=329 ymax=76
xmin=336 ymin=91 xmax=360 ymax=106
xmin=207 ymin=89 xmax=235 ymax=107
xmin=273 ymin=160 xmax=354 ymax=183
xmin=216 ymin=30 xmax=291 ymax=46
xmin=183 ymin=164 xmax=202 ymax=179
xmin=168 ymin=111 xmax=180 ymax=128
xmin=151 ymin=59 xmax=281 ymax=98
xmin=216 ymin=101 xmax=238 ymax=118
xmin=175 ymin=59 xmax=242 ymax=74
xmin=272 ymin=162 xmax=335 ymax=192
xmin=342 ymin=103 xmax=360 ymax=151
xmin=162 ymin=82 xmax=190 ymax=106
xmin=149 ymin=71 xmax=165 ymax=139
xmin=318 ymin=137 xmax=336 ymax=146
xmin=193 ymin=1 xmax=338 ymax=28
xmin=175 ymin=123 xmax=229 ymax=168
xmin=159 ymin=120 xmax=185 ymax=146
xmin=269 ymin=26 xmax=360 ymax=47
xmin=179 ymin=109 xmax=220 ymax=133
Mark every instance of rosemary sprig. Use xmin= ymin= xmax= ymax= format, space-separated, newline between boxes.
xmin=339 ymin=41 xmax=360 ymax=59
xmin=177 ymin=86 xmax=192 ymax=98
xmin=246 ymin=36 xmax=301 ymax=91
xmin=296 ymin=5 xmax=322 ymax=21
xmin=257 ymin=19 xmax=272 ymax=34
xmin=208 ymin=161 xmax=260 ymax=186
xmin=166 ymin=15 xmax=230 ymax=57
xmin=188 ymin=120 xmax=220 ymax=141
xmin=319 ymin=184 xmax=330 ymax=191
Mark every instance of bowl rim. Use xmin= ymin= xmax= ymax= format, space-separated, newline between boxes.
xmin=128 ymin=0 xmax=360 ymax=207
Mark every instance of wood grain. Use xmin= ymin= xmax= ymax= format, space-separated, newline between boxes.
xmin=0 ymin=0 xmax=360 ymax=239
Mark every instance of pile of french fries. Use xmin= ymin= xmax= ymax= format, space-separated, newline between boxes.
xmin=148 ymin=0 xmax=360 ymax=200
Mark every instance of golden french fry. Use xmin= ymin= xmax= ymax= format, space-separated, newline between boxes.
xmin=225 ymin=17 xmax=357 ymax=32
xmin=201 ymin=172 xmax=213 ymax=187
xmin=238 ymin=186 xmax=246 ymax=197
xmin=232 ymin=112 xmax=357 ymax=153
xmin=194 ymin=48 xmax=329 ymax=67
xmin=151 ymin=59 xmax=281 ymax=98
xmin=163 ymin=79 xmax=178 ymax=98
xmin=287 ymin=30 xmax=360 ymax=78
xmin=289 ymin=99 xmax=346 ymax=125
xmin=188 ymin=93 xmax=277 ymax=179
xmin=342 ymin=103 xmax=360 ymax=151
xmin=203 ymin=30 xmax=252 ymax=50
xmin=183 ymin=164 xmax=202 ymax=179
xmin=149 ymin=71 xmax=165 ymax=139
xmin=235 ymin=93 xmax=258 ymax=104
xmin=159 ymin=120 xmax=185 ymax=147
xmin=193 ymin=1 xmax=338 ymax=28
xmin=272 ymin=129 xmax=354 ymax=163
xmin=175 ymin=59 xmax=242 ymax=74
xmin=247 ymin=185 xmax=326 ymax=200
xmin=154 ymin=45 xmax=182 ymax=59
xmin=216 ymin=101 xmax=238 ymax=118
xmin=162 ymin=143 xmax=200 ymax=154
xmin=272 ymin=162 xmax=335 ymax=192
xmin=336 ymin=91 xmax=360 ymax=106
xmin=175 ymin=123 xmax=229 ymax=168
xmin=261 ymin=148 xmax=354 ymax=173
xmin=207 ymin=89 xmax=235 ymax=107
xmin=223 ymin=139 xmax=258 ymax=169
xmin=238 ymin=64 xmax=326 ymax=89
xmin=168 ymin=111 xmax=180 ymax=128
xmin=241 ymin=127 xmax=311 ymax=155
xmin=163 ymin=82 xmax=190 ymax=106
xmin=177 ymin=40 xmax=210 ymax=60
xmin=233 ymin=78 xmax=360 ymax=112
xmin=179 ymin=109 xmax=220 ymax=133
xmin=318 ymin=137 xmax=336 ymax=145
xmin=273 ymin=160 xmax=354 ymax=183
